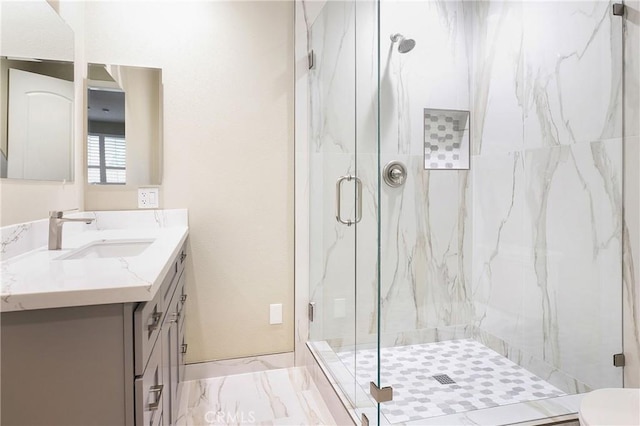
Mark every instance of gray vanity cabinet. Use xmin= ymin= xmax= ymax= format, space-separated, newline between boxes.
xmin=161 ymin=270 xmax=186 ymax=426
xmin=0 ymin=242 xmax=188 ymax=426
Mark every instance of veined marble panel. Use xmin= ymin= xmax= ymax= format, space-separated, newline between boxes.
xmin=378 ymin=154 xmax=472 ymax=335
xmin=300 ymin=0 xmax=631 ymax=412
xmin=521 ymin=1 xmax=622 ymax=148
xmin=379 ymin=0 xmax=470 ymax=157
xmin=466 ymin=0 xmax=525 ymax=156
xmin=472 ymin=140 xmax=623 ymax=390
xmin=305 ymin=0 xmax=474 ymax=351
xmin=307 ymin=0 xmax=358 ymax=349
xmin=308 ymin=0 xmax=356 ymax=157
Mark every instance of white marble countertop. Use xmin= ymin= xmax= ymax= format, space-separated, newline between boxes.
xmin=1 ymin=211 xmax=189 ymax=312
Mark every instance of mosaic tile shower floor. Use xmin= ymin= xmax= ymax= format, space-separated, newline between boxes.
xmin=337 ymin=339 xmax=566 ymax=424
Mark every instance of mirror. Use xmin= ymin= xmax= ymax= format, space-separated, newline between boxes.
xmin=87 ymin=64 xmax=162 ymax=186
xmin=0 ymin=0 xmax=75 ymax=181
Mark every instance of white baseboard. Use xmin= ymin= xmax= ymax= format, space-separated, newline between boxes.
xmin=183 ymin=352 xmax=294 ymax=381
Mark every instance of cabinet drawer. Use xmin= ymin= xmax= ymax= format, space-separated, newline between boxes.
xmin=134 ymin=244 xmax=185 ymax=376
xmin=160 ymin=256 xmax=180 ymax=310
xmin=135 ymin=341 xmax=163 ymax=426
xmin=134 ymin=285 xmax=164 ymax=376
xmin=177 ymin=275 xmax=186 ymax=331
xmin=161 ymin=244 xmax=187 ymax=307
xmin=179 ymin=330 xmax=187 ymax=383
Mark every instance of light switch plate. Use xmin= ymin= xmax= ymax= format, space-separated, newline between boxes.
xmin=269 ymin=303 xmax=283 ymax=325
xmin=138 ymin=187 xmax=159 ymax=209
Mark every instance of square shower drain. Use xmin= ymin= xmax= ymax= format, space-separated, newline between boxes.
xmin=433 ymin=374 xmax=456 ymax=385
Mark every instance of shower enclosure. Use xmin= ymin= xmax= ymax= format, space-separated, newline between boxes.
xmin=299 ymin=0 xmax=625 ymax=424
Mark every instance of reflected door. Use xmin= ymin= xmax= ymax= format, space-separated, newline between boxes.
xmin=7 ymin=68 xmax=73 ymax=181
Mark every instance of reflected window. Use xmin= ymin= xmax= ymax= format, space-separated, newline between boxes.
xmin=87 ymin=86 xmax=125 ymax=184
xmin=87 ymin=133 xmax=125 ymax=184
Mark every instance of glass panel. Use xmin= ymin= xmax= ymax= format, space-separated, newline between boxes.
xmin=355 ymin=0 xmax=381 ymax=423
xmin=376 ymin=0 xmax=624 ymax=424
xmin=305 ymin=0 xmax=382 ymax=422
xmin=306 ymin=0 xmax=363 ymax=416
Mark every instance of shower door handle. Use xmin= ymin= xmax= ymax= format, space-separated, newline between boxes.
xmin=354 ymin=176 xmax=362 ymax=224
xmin=335 ymin=175 xmax=362 ymax=226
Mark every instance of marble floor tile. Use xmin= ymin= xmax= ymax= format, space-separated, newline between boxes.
xmin=176 ymin=367 xmax=337 ymax=426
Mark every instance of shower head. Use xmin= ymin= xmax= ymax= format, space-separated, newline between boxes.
xmin=390 ymin=33 xmax=416 ymax=54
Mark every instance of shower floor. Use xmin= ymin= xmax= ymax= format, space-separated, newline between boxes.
xmin=336 ymin=339 xmax=566 ymax=423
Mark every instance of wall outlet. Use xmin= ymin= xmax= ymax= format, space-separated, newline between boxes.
xmin=138 ymin=188 xmax=159 ymax=209
xmin=334 ymin=298 xmax=346 ymax=319
xmin=269 ymin=303 xmax=283 ymax=325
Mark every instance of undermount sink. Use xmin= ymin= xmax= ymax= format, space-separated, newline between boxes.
xmin=57 ymin=239 xmax=155 ymax=260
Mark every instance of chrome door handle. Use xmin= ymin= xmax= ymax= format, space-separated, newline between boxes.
xmin=354 ymin=176 xmax=362 ymax=224
xmin=147 ymin=311 xmax=163 ymax=332
xmin=169 ymin=311 xmax=180 ymax=323
xmin=336 ymin=175 xmax=351 ymax=226
xmin=335 ymin=175 xmax=363 ymax=226
xmin=148 ymin=384 xmax=163 ymax=411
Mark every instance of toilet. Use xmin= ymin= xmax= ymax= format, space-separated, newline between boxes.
xmin=579 ymin=388 xmax=640 ymax=425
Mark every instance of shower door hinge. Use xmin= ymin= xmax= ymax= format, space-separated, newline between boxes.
xmin=308 ymin=302 xmax=316 ymax=322
xmin=613 ymin=3 xmax=625 ymax=16
xmin=613 ymin=353 xmax=626 ymax=367
xmin=308 ymin=50 xmax=316 ymax=70
xmin=370 ymin=381 xmax=393 ymax=403
xmin=361 ymin=413 xmax=369 ymax=426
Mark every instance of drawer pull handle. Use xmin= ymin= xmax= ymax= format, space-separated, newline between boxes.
xmin=148 ymin=311 xmax=163 ymax=332
xmin=180 ymin=294 xmax=188 ymax=303
xmin=181 ymin=343 xmax=188 ymax=354
xmin=180 ymin=252 xmax=187 ymax=263
xmin=148 ymin=384 xmax=163 ymax=411
xmin=169 ymin=311 xmax=180 ymax=323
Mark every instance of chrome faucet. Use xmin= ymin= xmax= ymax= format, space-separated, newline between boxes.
xmin=48 ymin=211 xmax=95 ymax=250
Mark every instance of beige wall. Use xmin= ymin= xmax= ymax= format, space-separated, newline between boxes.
xmin=81 ymin=1 xmax=294 ymax=361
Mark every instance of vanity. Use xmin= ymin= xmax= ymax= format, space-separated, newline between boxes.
xmin=0 ymin=209 xmax=189 ymax=426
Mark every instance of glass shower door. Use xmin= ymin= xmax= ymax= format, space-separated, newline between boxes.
xmin=306 ymin=0 xmax=380 ymax=422
xmin=373 ymin=0 xmax=624 ymax=424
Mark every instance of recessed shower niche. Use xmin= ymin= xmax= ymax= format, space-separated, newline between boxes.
xmin=423 ymin=108 xmax=470 ymax=170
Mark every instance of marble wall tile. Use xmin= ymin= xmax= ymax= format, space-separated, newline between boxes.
xmin=466 ymin=0 xmax=525 ymax=156
xmin=521 ymin=1 xmax=622 ymax=148
xmin=307 ymin=1 xmax=359 ymax=348
xmin=297 ymin=0 xmax=634 ymax=408
xmin=352 ymin=0 xmax=474 ymax=349
xmin=471 ymin=0 xmax=625 ymax=392
xmin=379 ymin=0 xmax=470 ymax=157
